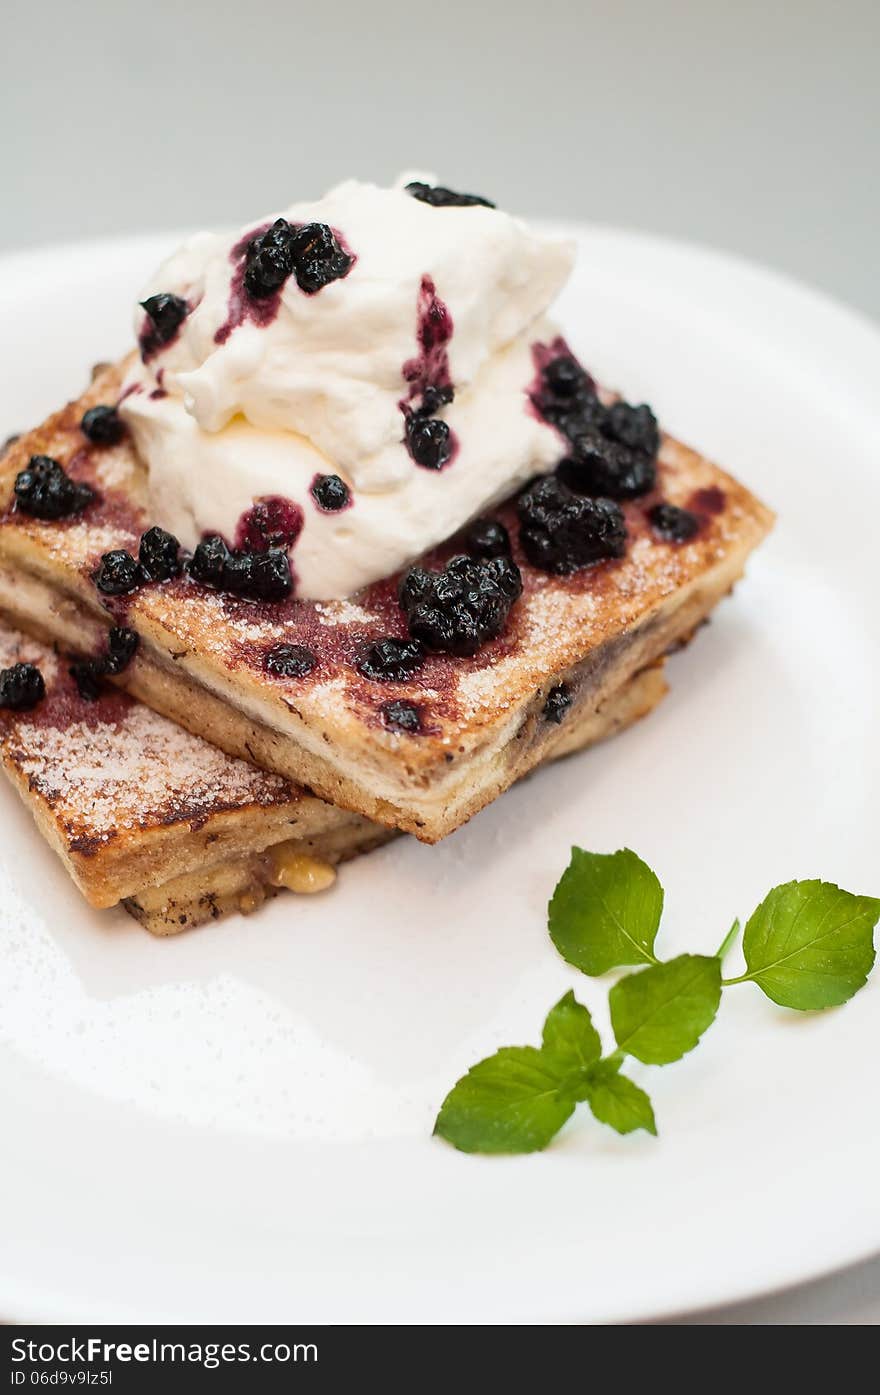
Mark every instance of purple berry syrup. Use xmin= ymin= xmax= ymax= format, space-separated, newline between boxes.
xmin=399 ymin=275 xmax=459 ymax=467
xmin=215 ymin=223 xmax=279 ymax=345
xmin=234 ymin=496 xmax=304 ymax=554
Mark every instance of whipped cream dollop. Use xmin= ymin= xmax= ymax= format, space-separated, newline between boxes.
xmin=120 ymin=176 xmax=575 ymax=598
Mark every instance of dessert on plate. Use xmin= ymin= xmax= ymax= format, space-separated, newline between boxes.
xmin=0 ymin=174 xmax=772 ymax=920
xmin=0 ymin=618 xmax=665 ymax=932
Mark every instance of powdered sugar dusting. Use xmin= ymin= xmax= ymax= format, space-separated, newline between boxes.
xmin=0 ymin=628 xmax=60 ymax=684
xmin=8 ymin=700 xmax=295 ymax=841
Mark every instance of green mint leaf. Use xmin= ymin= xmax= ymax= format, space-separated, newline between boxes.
xmin=434 ymin=1047 xmax=574 ymax=1154
xmin=541 ymin=990 xmax=602 ymax=1075
xmin=548 ymin=847 xmax=663 ymax=975
xmin=609 ymin=954 xmax=722 ymax=1064
xmin=715 ymin=917 xmax=741 ymax=961
xmin=582 ymin=1061 xmax=657 ymax=1136
xmin=739 ymin=880 xmax=879 ymax=1010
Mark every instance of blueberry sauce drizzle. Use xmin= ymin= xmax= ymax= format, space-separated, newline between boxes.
xmin=234 ymin=496 xmax=303 ymax=554
xmin=400 ymin=275 xmax=459 ymax=469
xmin=215 ymin=223 xmax=278 ymax=345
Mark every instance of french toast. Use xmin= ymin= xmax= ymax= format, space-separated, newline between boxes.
xmin=0 ymin=617 xmax=668 ymax=934
xmin=0 ymin=358 xmax=772 ymax=842
xmin=0 ymin=620 xmax=388 ymax=933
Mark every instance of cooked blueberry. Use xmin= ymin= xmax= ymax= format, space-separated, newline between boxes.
xmin=71 ymin=626 xmax=139 ymax=698
xmin=140 ymin=293 xmax=188 ymax=345
xmin=405 ymin=181 xmax=495 ymax=209
xmin=420 ymin=384 xmax=454 ymax=415
xmin=189 ymin=534 xmax=230 ymax=587
xmin=406 ymin=416 xmax=452 ymax=470
xmin=13 ymin=455 xmax=95 ymax=520
xmin=223 ymin=548 xmax=292 ymax=601
xmin=603 ymin=401 xmax=660 ymax=457
xmin=94 ymin=549 xmax=143 ymax=595
xmin=533 ymin=365 xmax=604 ymax=442
xmin=81 ymin=405 xmax=125 ymax=446
xmin=542 ymin=684 xmax=572 ymax=724
xmin=310 ymin=474 xmax=351 ymax=512
xmin=356 ymin=637 xmax=426 ymax=682
xmin=399 ymin=554 xmax=522 ymax=656
xmin=517 ymin=476 xmax=627 ymax=573
xmin=69 ymin=660 xmax=103 ymax=702
xmin=105 ymin=626 xmax=139 ymax=674
xmin=463 ymin=517 xmax=511 ymax=560
xmin=290 ymin=222 xmax=353 ymax=294
xmin=138 ymin=525 xmax=181 ymax=581
xmin=244 ymin=218 xmax=296 ymax=298
xmin=264 ymin=642 xmax=317 ymax=678
xmin=397 ymin=566 xmax=434 ymax=612
xmin=0 ymin=662 xmax=45 ymax=711
xmin=558 ymin=431 xmax=656 ymax=500
xmin=543 ymin=355 xmax=587 ymax=399
xmin=648 ymin=502 xmax=699 ymax=543
xmin=381 ymin=699 xmax=422 ymax=732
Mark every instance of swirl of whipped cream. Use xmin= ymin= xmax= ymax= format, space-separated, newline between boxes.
xmin=120 ymin=175 xmax=575 ymax=598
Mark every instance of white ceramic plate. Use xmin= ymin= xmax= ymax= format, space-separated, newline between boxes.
xmin=0 ymin=228 xmax=877 ymax=1325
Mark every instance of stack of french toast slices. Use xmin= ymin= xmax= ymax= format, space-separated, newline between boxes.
xmin=0 ymin=358 xmax=772 ymax=933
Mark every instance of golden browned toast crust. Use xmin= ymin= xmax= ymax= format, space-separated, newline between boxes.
xmin=0 ymin=618 xmax=665 ymax=933
xmin=0 ymin=359 xmax=773 ymax=840
xmin=0 ymin=621 xmax=378 ymax=909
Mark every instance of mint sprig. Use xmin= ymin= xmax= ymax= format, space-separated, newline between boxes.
xmin=549 ymin=848 xmax=663 ymax=973
xmin=435 ymin=849 xmax=879 ymax=1154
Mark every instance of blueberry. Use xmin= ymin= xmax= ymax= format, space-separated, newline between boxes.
xmin=534 ymin=365 xmax=604 ymax=443
xmin=105 ymin=626 xmax=139 ymax=674
xmin=70 ymin=626 xmax=139 ymax=699
xmin=290 ymin=223 xmax=353 ymax=294
xmin=463 ymin=517 xmax=511 ymax=560
xmin=264 ymin=643 xmax=317 ymax=678
xmin=189 ymin=535 xmax=230 ymax=587
xmin=310 ymin=474 xmax=351 ymax=512
xmin=603 ymin=401 xmax=660 ymax=457
xmin=138 ymin=525 xmax=181 ymax=581
xmin=420 ymin=384 xmax=454 ymax=415
xmin=356 ymin=637 xmax=426 ymax=682
xmin=406 ymin=416 xmax=452 ymax=470
xmin=542 ymin=684 xmax=572 ymax=724
xmin=648 ymin=502 xmax=699 ymax=543
xmin=558 ymin=433 xmax=657 ymax=500
xmin=244 ymin=219 xmax=296 ymax=298
xmin=517 ymin=476 xmax=627 ymax=574
xmin=405 ymin=182 xmax=495 ymax=209
xmin=397 ymin=566 xmax=435 ymax=612
xmin=0 ymin=662 xmax=45 ymax=711
xmin=399 ymin=554 xmax=522 ymax=656
xmin=224 ymin=548 xmax=292 ymax=601
xmin=81 ymin=405 xmax=125 ymax=446
xmin=69 ymin=660 xmax=103 ymax=702
xmin=381 ymin=699 xmax=422 ymax=733
xmin=140 ymin=293 xmax=188 ymax=346
xmin=543 ymin=355 xmax=587 ymax=399
xmin=13 ymin=455 xmax=95 ymax=520
xmin=94 ymin=549 xmax=143 ymax=595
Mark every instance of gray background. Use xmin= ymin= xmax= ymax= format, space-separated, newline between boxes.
xmin=3 ymin=0 xmax=879 ymax=321
xmin=3 ymin=0 xmax=879 ymax=1325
